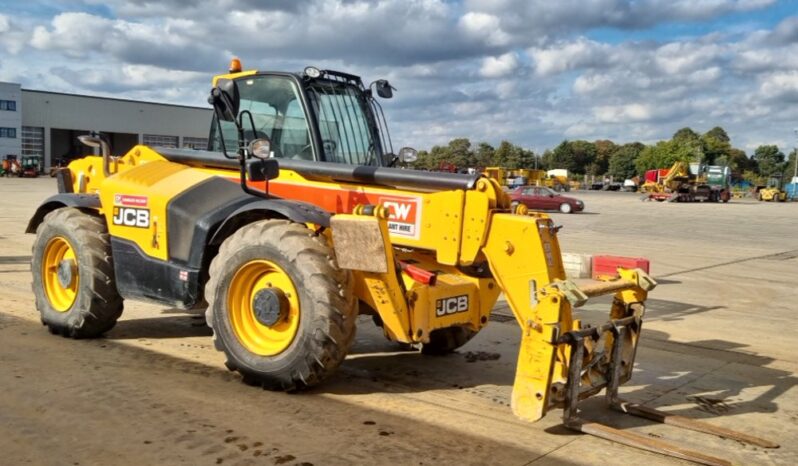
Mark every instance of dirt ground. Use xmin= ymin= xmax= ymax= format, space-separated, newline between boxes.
xmin=1 ymin=178 xmax=796 ymax=466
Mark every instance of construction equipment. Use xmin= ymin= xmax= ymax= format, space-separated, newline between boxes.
xmin=20 ymin=156 xmax=40 ymax=178
xmin=3 ymin=155 xmax=20 ymax=177
xmin=484 ymin=167 xmax=569 ymax=191
xmin=641 ymin=161 xmax=730 ymax=202
xmin=546 ymin=169 xmax=570 ymax=191
xmin=27 ymin=61 xmax=775 ymax=465
xmin=755 ymin=176 xmax=787 ymax=202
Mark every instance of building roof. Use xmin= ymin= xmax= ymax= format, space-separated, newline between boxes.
xmin=21 ymin=87 xmax=211 ymax=112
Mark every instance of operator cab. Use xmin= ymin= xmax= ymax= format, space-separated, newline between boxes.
xmin=209 ymin=63 xmax=410 ymax=167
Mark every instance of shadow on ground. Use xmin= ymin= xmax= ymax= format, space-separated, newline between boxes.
xmin=96 ymin=301 xmax=795 ymax=456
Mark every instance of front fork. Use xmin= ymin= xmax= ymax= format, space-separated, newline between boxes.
xmin=483 ymin=213 xmax=777 ymax=465
xmin=481 ymin=213 xmax=654 ymax=421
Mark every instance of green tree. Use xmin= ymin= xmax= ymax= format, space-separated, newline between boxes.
xmin=607 ymin=142 xmax=644 ymax=179
xmin=446 ymin=138 xmax=474 ymax=169
xmin=473 ymin=142 xmax=495 ymax=168
xmin=412 ymin=150 xmax=433 ymax=170
xmin=673 ymin=127 xmax=701 ymax=143
xmin=671 ymin=127 xmax=705 ymax=162
xmin=517 ymin=148 xmax=538 ymax=169
xmin=701 ymin=127 xmax=732 ymax=165
xmin=635 ymin=139 xmax=696 ymax=173
xmin=786 ymin=149 xmax=797 ymax=184
xmin=752 ymin=145 xmax=786 ymax=178
xmin=593 ymin=139 xmax=617 ymax=175
xmin=545 ymin=140 xmax=596 ymax=174
xmin=705 ymin=126 xmax=730 ymax=142
xmin=493 ymin=141 xmax=515 ymax=168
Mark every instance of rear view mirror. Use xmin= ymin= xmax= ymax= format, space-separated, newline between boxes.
xmin=247 ymin=158 xmax=279 ymax=182
xmin=208 ymin=78 xmax=240 ymax=122
xmin=375 ymin=80 xmax=395 ymax=99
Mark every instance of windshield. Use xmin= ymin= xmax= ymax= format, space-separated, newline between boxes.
xmin=210 ymin=75 xmax=313 ymax=160
xmin=306 ymin=79 xmax=382 ymax=165
xmin=209 ymin=74 xmax=384 ymax=166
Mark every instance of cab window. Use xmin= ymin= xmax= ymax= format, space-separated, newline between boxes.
xmin=210 ymin=75 xmax=313 ymax=160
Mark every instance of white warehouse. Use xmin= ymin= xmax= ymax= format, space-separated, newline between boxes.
xmin=0 ymin=81 xmax=212 ymax=171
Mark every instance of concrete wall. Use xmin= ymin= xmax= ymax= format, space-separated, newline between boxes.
xmin=21 ymin=89 xmax=213 ymax=168
xmin=0 ymin=82 xmax=22 ymax=158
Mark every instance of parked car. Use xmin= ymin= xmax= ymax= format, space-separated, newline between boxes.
xmin=509 ymin=186 xmax=585 ymax=213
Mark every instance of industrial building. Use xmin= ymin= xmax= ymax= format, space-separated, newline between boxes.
xmin=0 ymin=81 xmax=212 ymax=171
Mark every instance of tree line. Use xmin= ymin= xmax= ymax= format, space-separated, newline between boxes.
xmin=412 ymin=126 xmax=798 ymax=184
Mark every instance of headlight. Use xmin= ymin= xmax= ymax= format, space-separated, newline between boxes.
xmin=304 ymin=66 xmax=322 ymax=78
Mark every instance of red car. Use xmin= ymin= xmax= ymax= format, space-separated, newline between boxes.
xmin=509 ymin=186 xmax=585 ymax=213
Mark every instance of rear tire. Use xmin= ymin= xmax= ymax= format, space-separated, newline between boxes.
xmin=205 ymin=219 xmax=356 ymax=391
xmin=31 ymin=208 xmax=123 ymax=338
xmin=559 ymin=202 xmax=572 ymax=214
xmin=421 ymin=326 xmax=476 ymax=355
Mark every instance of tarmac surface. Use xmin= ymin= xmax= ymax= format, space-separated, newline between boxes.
xmin=1 ymin=177 xmax=796 ymax=465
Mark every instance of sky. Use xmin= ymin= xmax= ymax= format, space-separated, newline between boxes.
xmin=1 ymin=0 xmax=797 ymax=154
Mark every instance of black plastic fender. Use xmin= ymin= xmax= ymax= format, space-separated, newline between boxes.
xmin=209 ymin=198 xmax=331 ymax=248
xmin=166 ymin=177 xmax=331 ymax=271
xmin=25 ymin=193 xmax=101 ymax=234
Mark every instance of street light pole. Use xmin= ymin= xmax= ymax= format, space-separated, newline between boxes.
xmin=793 ymin=129 xmax=797 ymax=182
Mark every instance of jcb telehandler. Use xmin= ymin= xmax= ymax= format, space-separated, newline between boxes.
xmin=28 ymin=60 xmax=775 ymax=465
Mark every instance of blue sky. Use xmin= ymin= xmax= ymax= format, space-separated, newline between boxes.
xmin=1 ymin=0 xmax=797 ymax=153
xmin=589 ymin=1 xmax=796 ymax=42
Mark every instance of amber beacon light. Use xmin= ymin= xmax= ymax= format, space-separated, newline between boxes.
xmin=228 ymin=57 xmax=242 ymax=73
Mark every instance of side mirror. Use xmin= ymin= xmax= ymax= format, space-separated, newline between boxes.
xmin=375 ymin=79 xmax=395 ymax=99
xmin=398 ymin=147 xmax=417 ymax=163
xmin=246 ymin=158 xmax=280 ymax=182
xmin=208 ymin=78 xmax=240 ymax=122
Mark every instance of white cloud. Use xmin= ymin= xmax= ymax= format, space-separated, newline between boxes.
xmin=654 ymin=41 xmax=724 ymax=75
xmin=458 ymin=12 xmax=511 ymax=46
xmin=2 ymin=0 xmax=796 ymax=153
xmin=480 ymin=52 xmax=518 ymax=78
xmin=0 ymin=14 xmax=28 ymax=54
xmin=528 ymin=38 xmax=612 ymax=76
xmin=759 ymin=71 xmax=798 ymax=101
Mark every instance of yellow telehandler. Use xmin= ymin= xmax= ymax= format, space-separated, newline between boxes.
xmin=27 ymin=61 xmax=775 ymax=465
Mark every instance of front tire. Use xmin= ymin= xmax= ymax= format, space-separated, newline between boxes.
xmin=205 ymin=219 xmax=356 ymax=391
xmin=31 ymin=208 xmax=123 ymax=338
xmin=559 ymin=202 xmax=573 ymax=214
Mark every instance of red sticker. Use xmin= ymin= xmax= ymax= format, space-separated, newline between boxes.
xmin=114 ymin=194 xmax=148 ymax=207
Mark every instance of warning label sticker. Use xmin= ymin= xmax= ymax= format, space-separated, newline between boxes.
xmin=114 ymin=194 xmax=148 ymax=207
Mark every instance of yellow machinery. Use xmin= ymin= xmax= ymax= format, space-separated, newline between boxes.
xmin=484 ymin=167 xmax=569 ymax=191
xmin=641 ymin=161 xmax=730 ymax=202
xmin=756 ymin=177 xmax=787 ymax=202
xmin=640 ymin=161 xmax=689 ymax=194
xmin=483 ymin=166 xmax=506 ymax=185
xmin=27 ymin=61 xmax=774 ymax=464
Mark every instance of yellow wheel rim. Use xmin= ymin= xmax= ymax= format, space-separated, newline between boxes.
xmin=42 ymin=236 xmax=79 ymax=312
xmin=227 ymin=260 xmax=300 ymax=356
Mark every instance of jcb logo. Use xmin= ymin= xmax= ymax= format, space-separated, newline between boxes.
xmin=436 ymin=295 xmax=469 ymax=317
xmin=112 ymin=207 xmax=150 ymax=228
